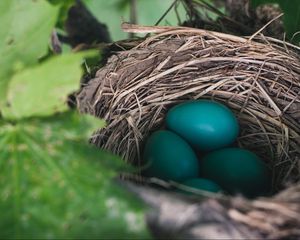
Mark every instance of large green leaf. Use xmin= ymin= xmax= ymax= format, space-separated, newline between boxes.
xmin=0 ymin=111 xmax=150 ymax=239
xmin=0 ymin=0 xmax=59 ymax=106
xmin=2 ymin=51 xmax=97 ymax=119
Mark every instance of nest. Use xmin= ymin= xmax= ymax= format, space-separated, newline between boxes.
xmin=77 ymin=25 xmax=300 ymax=239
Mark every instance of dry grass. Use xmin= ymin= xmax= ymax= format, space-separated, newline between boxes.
xmin=77 ymin=25 xmax=300 ymax=239
xmin=78 ymin=25 xmax=300 ymax=191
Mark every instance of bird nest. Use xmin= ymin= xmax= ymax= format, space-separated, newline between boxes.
xmin=77 ymin=25 xmax=300 ymax=239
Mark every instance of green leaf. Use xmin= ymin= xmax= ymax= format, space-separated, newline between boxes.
xmin=47 ymin=0 xmax=75 ymax=29
xmin=0 ymin=0 xmax=60 ymax=106
xmin=2 ymin=51 xmax=98 ymax=119
xmin=48 ymin=0 xmax=74 ymax=5
xmin=0 ymin=111 xmax=150 ymax=239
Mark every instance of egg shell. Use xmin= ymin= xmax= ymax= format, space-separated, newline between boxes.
xmin=181 ymin=178 xmax=222 ymax=193
xmin=143 ymin=130 xmax=199 ymax=182
xmin=166 ymin=100 xmax=239 ymax=151
xmin=200 ymin=148 xmax=271 ymax=197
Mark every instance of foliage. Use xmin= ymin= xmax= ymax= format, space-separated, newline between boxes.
xmin=0 ymin=0 xmax=59 ymax=107
xmin=2 ymin=51 xmax=97 ymax=119
xmin=251 ymin=0 xmax=300 ymax=43
xmin=48 ymin=0 xmax=75 ymax=28
xmin=82 ymin=0 xmax=186 ymax=41
xmin=82 ymin=0 xmax=299 ymax=44
xmin=0 ymin=0 xmax=150 ymax=239
xmin=0 ymin=112 xmax=148 ymax=239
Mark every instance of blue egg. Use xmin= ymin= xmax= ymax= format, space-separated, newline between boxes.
xmin=166 ymin=100 xmax=239 ymax=151
xmin=143 ymin=130 xmax=199 ymax=182
xmin=200 ymin=148 xmax=271 ymax=197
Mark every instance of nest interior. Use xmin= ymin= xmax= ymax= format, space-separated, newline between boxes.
xmin=77 ymin=26 xmax=300 ymax=192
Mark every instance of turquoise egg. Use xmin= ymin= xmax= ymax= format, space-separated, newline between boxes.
xmin=181 ymin=178 xmax=222 ymax=193
xmin=200 ymin=148 xmax=271 ymax=197
xmin=143 ymin=130 xmax=199 ymax=182
xmin=166 ymin=100 xmax=239 ymax=151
